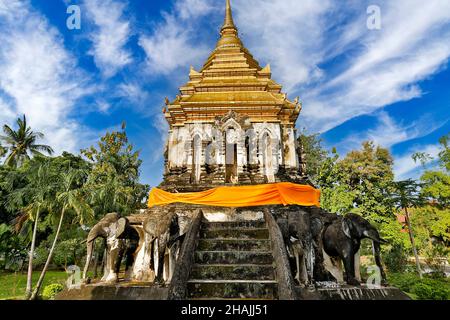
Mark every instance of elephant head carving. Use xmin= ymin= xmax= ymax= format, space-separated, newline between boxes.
xmin=341 ymin=213 xmax=387 ymax=244
xmin=82 ymin=213 xmax=133 ymax=283
xmin=323 ymin=213 xmax=388 ymax=286
xmin=277 ymin=209 xmax=316 ymax=287
xmin=141 ymin=208 xmax=184 ymax=284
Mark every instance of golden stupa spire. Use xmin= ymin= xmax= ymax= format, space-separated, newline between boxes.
xmin=222 ymin=0 xmax=236 ymax=32
xmin=216 ymin=0 xmax=242 ymax=48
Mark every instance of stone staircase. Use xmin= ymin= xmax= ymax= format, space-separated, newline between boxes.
xmin=187 ymin=220 xmax=278 ymax=299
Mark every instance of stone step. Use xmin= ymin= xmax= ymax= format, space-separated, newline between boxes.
xmin=196 ymin=239 xmax=271 ymax=252
xmin=191 ymin=264 xmax=275 ymax=280
xmin=195 ymin=251 xmax=273 ymax=265
xmin=201 ymin=221 xmax=266 ymax=230
xmin=200 ymin=228 xmax=269 ymax=240
xmin=187 ymin=280 xmax=278 ymax=299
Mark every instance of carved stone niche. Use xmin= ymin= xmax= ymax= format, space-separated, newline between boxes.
xmin=205 ymin=164 xmax=218 ymax=174
xmin=245 ymin=163 xmax=260 ymax=174
xmin=215 ymin=110 xmax=252 ymax=130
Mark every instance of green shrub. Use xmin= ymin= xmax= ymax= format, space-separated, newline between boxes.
xmin=388 ymin=272 xmax=450 ymax=300
xmin=33 ymin=245 xmax=50 ymax=268
xmin=412 ymin=279 xmax=449 ymax=300
xmin=384 ymin=244 xmax=408 ymax=273
xmin=53 ymin=239 xmax=86 ymax=268
xmin=42 ymin=283 xmax=64 ymax=300
xmin=388 ymin=273 xmax=418 ymax=292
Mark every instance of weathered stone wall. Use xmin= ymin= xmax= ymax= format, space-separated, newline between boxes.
xmin=164 ymin=112 xmax=298 ymax=186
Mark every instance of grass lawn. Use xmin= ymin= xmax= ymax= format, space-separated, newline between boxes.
xmin=0 ymin=271 xmax=68 ymax=300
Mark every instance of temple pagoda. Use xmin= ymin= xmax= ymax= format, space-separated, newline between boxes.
xmin=67 ymin=0 xmax=407 ymax=302
xmin=161 ymin=0 xmax=305 ymax=192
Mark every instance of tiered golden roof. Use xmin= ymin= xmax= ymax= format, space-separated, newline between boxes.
xmin=163 ymin=0 xmax=301 ymax=127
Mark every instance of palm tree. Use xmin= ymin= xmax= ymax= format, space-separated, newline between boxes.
xmin=391 ymin=179 xmax=425 ymax=278
xmin=0 ymin=115 xmax=54 ymax=167
xmin=0 ymin=143 xmax=6 ymax=158
xmin=30 ymin=169 xmax=93 ymax=300
xmin=7 ymin=161 xmax=57 ymax=299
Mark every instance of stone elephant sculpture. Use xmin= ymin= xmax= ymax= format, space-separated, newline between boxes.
xmin=322 ymin=213 xmax=388 ymax=286
xmin=133 ymin=209 xmax=184 ymax=284
xmin=82 ymin=213 xmax=137 ymax=283
xmin=286 ymin=210 xmax=314 ymax=286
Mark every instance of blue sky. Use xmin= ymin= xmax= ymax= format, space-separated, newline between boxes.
xmin=0 ymin=0 xmax=449 ymax=187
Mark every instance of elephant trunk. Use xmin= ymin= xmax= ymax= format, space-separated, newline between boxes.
xmin=372 ymin=240 xmax=388 ymax=285
xmin=83 ymin=240 xmax=95 ymax=280
xmin=363 ymin=228 xmax=386 ymax=243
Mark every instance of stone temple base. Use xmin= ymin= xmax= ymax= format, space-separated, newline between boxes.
xmin=296 ymin=284 xmax=411 ymax=300
xmin=56 ymin=282 xmax=409 ymax=300
xmin=56 ymin=283 xmax=168 ymax=300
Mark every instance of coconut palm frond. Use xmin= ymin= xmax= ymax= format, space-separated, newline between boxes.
xmin=31 ymin=144 xmax=54 ymax=155
xmin=2 ymin=115 xmax=53 ymax=167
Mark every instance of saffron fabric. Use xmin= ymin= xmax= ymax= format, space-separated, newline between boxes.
xmin=148 ymin=182 xmax=320 ymax=208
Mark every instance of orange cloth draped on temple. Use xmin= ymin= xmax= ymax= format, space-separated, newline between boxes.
xmin=148 ymin=182 xmax=320 ymax=208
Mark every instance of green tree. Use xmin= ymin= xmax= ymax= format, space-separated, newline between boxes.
xmin=297 ymin=132 xmax=328 ymax=183
xmin=0 ymin=115 xmax=53 ymax=168
xmin=6 ymin=159 xmax=58 ymax=299
xmin=418 ymin=135 xmax=450 ymax=210
xmin=437 ymin=134 xmax=450 ymax=171
xmin=390 ymin=179 xmax=425 ymax=278
xmin=318 ymin=141 xmax=395 ymax=222
xmin=0 ymin=143 xmax=6 ymax=157
xmin=81 ymin=125 xmax=148 ymax=217
xmin=30 ymin=169 xmax=93 ymax=300
xmin=409 ymin=134 xmax=450 ymax=272
xmin=317 ymin=141 xmax=408 ymax=260
xmin=338 ymin=142 xmax=394 ymax=221
xmin=316 ymin=150 xmax=357 ymax=213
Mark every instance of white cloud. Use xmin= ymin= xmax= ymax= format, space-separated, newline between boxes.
xmin=117 ymin=82 xmax=150 ymax=106
xmin=0 ymin=97 xmax=15 ymax=123
xmin=138 ymin=0 xmax=215 ymax=75
xmin=0 ymin=0 xmax=93 ymax=154
xmin=149 ymin=113 xmax=169 ymax=164
xmin=0 ymin=0 xmax=26 ymax=18
xmin=234 ymin=0 xmax=334 ymax=91
xmin=300 ymin=0 xmax=450 ymax=133
xmin=96 ymin=100 xmax=111 ymax=113
xmin=394 ymin=144 xmax=441 ymax=180
xmin=174 ymin=0 xmax=215 ymax=20
xmin=84 ymin=0 xmax=132 ymax=77
xmin=335 ymin=112 xmax=449 ymax=154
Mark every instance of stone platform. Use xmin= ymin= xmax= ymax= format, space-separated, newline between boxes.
xmin=56 ymin=282 xmax=409 ymax=300
xmin=296 ymin=284 xmax=411 ymax=300
xmin=56 ymin=283 xmax=168 ymax=300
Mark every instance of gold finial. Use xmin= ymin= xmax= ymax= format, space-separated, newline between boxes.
xmin=222 ymin=0 xmax=236 ymax=31
xmin=217 ymin=0 xmax=242 ymax=48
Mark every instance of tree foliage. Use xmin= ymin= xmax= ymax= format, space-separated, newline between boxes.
xmin=297 ymin=132 xmax=328 ymax=183
xmin=0 ymin=118 xmax=150 ymax=298
xmin=0 ymin=115 xmax=53 ymax=167
xmin=410 ymin=135 xmax=450 ymax=260
xmin=317 ymin=141 xmax=395 ymax=222
xmin=81 ymin=126 xmax=149 ymax=216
